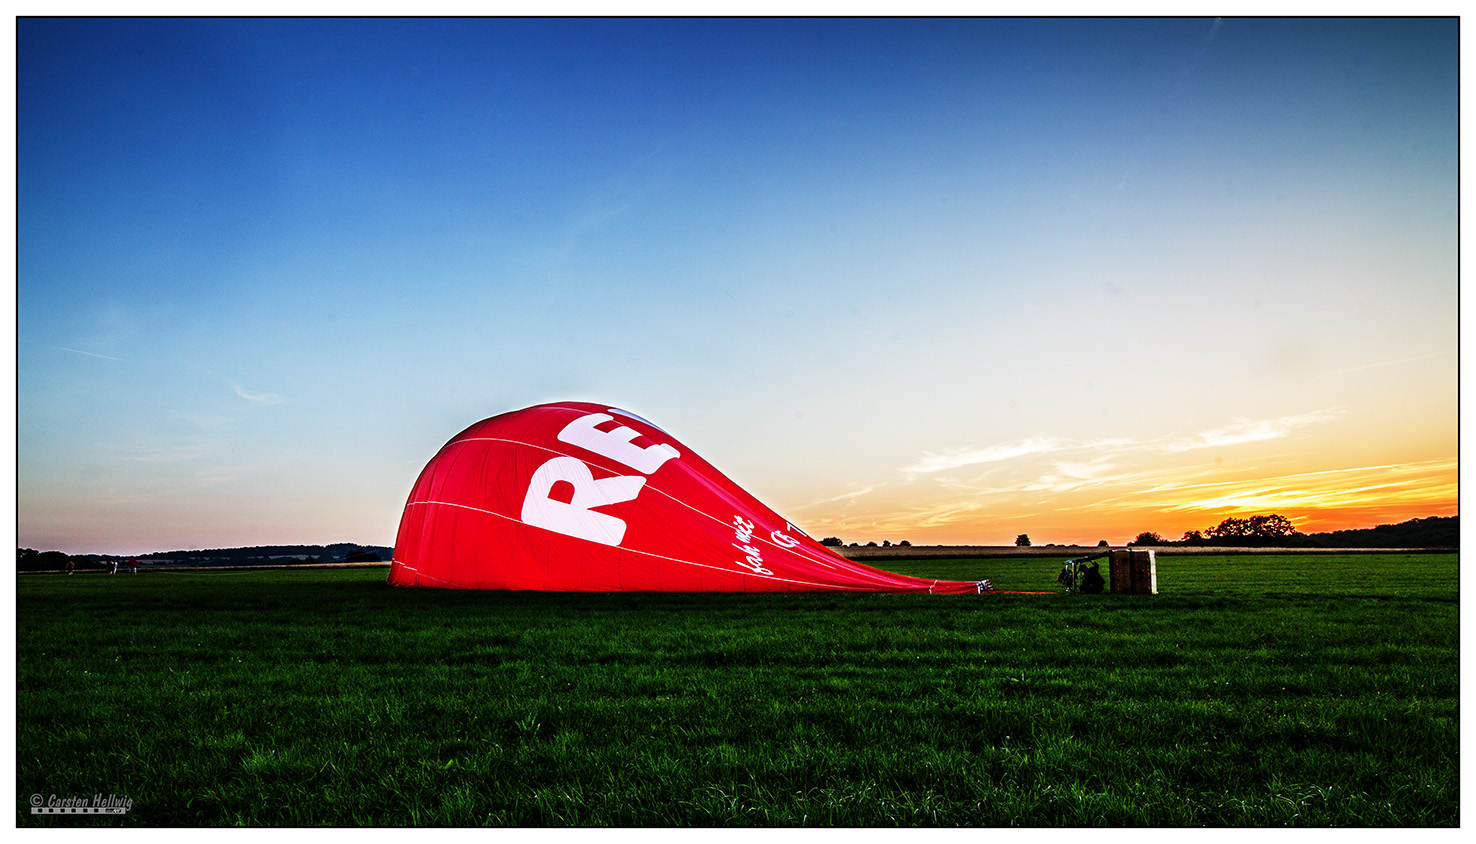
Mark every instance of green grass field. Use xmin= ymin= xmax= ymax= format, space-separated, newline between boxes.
xmin=16 ymin=553 xmax=1458 ymax=826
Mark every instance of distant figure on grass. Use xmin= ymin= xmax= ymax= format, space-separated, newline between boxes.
xmin=110 ymin=559 xmax=118 ymax=575
xmin=64 ymin=559 xmax=74 ymax=576
xmin=1080 ymin=562 xmax=1105 ymax=594
xmin=129 ymin=559 xmax=138 ymax=575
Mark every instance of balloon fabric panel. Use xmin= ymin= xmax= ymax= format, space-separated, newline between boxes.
xmin=389 ymin=402 xmax=991 ymax=594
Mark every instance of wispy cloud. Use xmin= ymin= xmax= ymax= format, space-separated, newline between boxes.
xmin=118 ymin=439 xmax=217 ymax=463
xmin=232 ymin=384 xmax=285 ymax=406
xmin=907 ymin=411 xmax=1345 ymax=477
xmin=794 ymin=484 xmax=877 ymax=510
xmin=190 ymin=365 xmax=287 ymax=406
xmin=801 ymin=402 xmax=1407 ymax=544
xmin=846 ymin=409 xmax=1369 ymax=541
xmin=1312 ymin=350 xmax=1454 ymax=380
xmin=56 ymin=347 xmax=122 ymax=361
xmin=1162 ymin=410 xmax=1342 ymax=452
xmin=1161 ymin=460 xmax=1458 ymax=515
xmin=904 ymin=436 xmax=1072 ymax=474
xmin=1023 ymin=458 xmax=1134 ymax=493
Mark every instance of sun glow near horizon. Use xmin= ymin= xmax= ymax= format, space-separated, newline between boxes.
xmin=786 ymin=410 xmax=1457 ymax=546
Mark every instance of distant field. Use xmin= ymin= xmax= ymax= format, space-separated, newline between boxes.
xmin=16 ymin=553 xmax=1458 ymax=826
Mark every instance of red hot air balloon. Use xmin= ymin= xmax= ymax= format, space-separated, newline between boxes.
xmin=389 ymin=401 xmax=992 ymax=593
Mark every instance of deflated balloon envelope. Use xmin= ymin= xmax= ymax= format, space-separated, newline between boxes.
xmin=389 ymin=401 xmax=989 ymax=593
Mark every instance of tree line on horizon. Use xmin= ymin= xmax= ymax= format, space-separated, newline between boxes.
xmin=820 ymin=515 xmax=1457 ymax=551
xmin=15 ymin=544 xmax=393 ymax=573
xmin=15 ymin=515 xmax=1457 ymax=573
xmin=1128 ymin=514 xmax=1457 ymax=549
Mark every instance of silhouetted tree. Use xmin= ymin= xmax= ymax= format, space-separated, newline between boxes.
xmin=1207 ymin=518 xmax=1250 ymax=539
xmin=1015 ymin=534 xmax=1031 ymax=547
xmin=19 ymin=549 xmax=72 ymax=573
xmin=1205 ymin=514 xmax=1297 ymax=543
xmin=1246 ymin=514 xmax=1296 ymax=538
xmin=820 ymin=537 xmax=843 ymax=547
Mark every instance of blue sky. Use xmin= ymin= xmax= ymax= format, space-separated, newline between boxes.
xmin=17 ymin=17 xmax=1459 ymax=554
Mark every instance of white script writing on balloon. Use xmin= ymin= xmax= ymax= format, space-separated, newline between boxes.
xmin=731 ymin=515 xmax=774 ymax=576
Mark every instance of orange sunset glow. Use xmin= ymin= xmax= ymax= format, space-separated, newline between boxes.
xmin=783 ymin=408 xmax=1458 ymax=547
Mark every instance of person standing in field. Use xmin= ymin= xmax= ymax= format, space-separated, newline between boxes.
xmin=128 ymin=559 xmax=138 ymax=575
xmin=1080 ymin=562 xmax=1105 ymax=594
xmin=110 ymin=559 xmax=118 ymax=575
xmin=64 ymin=559 xmax=74 ymax=576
